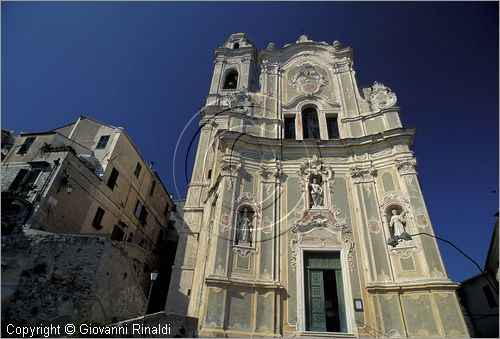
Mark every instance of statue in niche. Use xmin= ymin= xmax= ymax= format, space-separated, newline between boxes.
xmin=309 ymin=177 xmax=324 ymax=208
xmin=236 ymin=208 xmax=252 ymax=245
xmin=390 ymin=209 xmax=409 ymax=241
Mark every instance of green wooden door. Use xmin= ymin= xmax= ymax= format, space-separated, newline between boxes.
xmin=308 ymin=269 xmax=326 ymax=332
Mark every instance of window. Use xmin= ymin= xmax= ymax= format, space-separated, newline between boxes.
xmin=207 ymin=169 xmax=212 ymax=179
xmin=8 ymin=169 xmax=29 ymax=192
xmin=111 ymin=224 xmax=126 ymax=241
xmin=304 ymin=251 xmax=347 ymax=333
xmin=8 ymin=168 xmax=41 ymax=194
xmin=134 ymin=200 xmax=148 ymax=226
xmin=483 ymin=285 xmax=497 ymax=308
xmin=149 ymin=180 xmax=156 ymax=197
xmin=223 ymin=69 xmax=238 ymax=90
xmin=96 ymin=135 xmax=110 ymax=149
xmin=327 ymin=117 xmax=340 ymax=139
xmin=134 ymin=162 xmax=142 ymax=178
xmin=302 ymin=108 xmax=320 ymax=139
xmin=92 ymin=207 xmax=105 ymax=229
xmin=107 ymin=168 xmax=119 ymax=190
xmin=127 ymin=232 xmax=134 ymax=242
xmin=284 ymin=117 xmax=296 ymax=139
xmin=20 ymin=169 xmax=42 ymax=193
xmin=18 ymin=137 xmax=36 ymax=154
xmin=233 ymin=42 xmax=240 ymax=49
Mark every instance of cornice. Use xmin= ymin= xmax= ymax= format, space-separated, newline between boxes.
xmin=216 ymin=127 xmax=416 ymax=150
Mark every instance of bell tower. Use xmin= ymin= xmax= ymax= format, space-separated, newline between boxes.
xmin=206 ymin=33 xmax=258 ymax=106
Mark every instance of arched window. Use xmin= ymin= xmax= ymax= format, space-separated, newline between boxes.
xmin=223 ymin=69 xmax=238 ymax=90
xmin=233 ymin=42 xmax=240 ymax=49
xmin=302 ymin=107 xmax=320 ymax=139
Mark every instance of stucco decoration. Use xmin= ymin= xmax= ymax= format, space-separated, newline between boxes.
xmin=261 ymin=216 xmax=273 ymax=235
xmin=350 ymin=165 xmax=377 ymax=194
xmin=396 ymin=158 xmax=418 ymax=184
xmin=371 ymin=149 xmax=392 ymax=158
xmin=369 ymin=81 xmax=397 ymax=111
xmin=380 ymin=192 xmax=420 ymax=253
xmin=225 ymin=88 xmax=253 ymax=114
xmin=296 ymin=34 xmax=313 ymax=44
xmin=220 ymin=212 xmax=231 ymax=232
xmin=298 ymin=155 xmax=334 ymax=193
xmin=260 ymin=268 xmax=272 ymax=281
xmin=220 ymin=160 xmax=241 ymax=190
xmin=290 ymin=63 xmax=328 ymax=96
xmin=233 ymin=246 xmax=258 ymax=258
xmin=259 ymin=163 xmax=283 ymax=183
xmin=234 ymin=192 xmax=261 ymax=215
xmin=215 ymin=263 xmax=225 ymax=276
xmin=289 ymin=208 xmax=354 ymax=273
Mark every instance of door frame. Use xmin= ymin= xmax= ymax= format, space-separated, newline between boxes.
xmin=297 ymin=246 xmax=357 ymax=335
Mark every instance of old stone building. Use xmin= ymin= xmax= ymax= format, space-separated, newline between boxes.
xmin=1 ymin=117 xmax=178 ymax=328
xmin=166 ymin=33 xmax=470 ymax=337
xmin=1 ymin=116 xmax=176 ymax=249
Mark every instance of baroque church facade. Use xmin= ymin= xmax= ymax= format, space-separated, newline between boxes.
xmin=166 ymin=33 xmax=469 ymax=337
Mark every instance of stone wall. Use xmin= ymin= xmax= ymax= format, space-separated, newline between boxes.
xmin=1 ymin=231 xmax=166 ymax=334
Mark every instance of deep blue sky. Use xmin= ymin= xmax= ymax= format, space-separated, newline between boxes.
xmin=2 ymin=2 xmax=498 ymax=283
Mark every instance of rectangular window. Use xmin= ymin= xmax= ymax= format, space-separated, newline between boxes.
xmin=326 ymin=117 xmax=340 ymax=139
xmin=149 ymin=180 xmax=156 ymax=197
xmin=9 ymin=169 xmax=29 ymax=192
xmin=134 ymin=162 xmax=142 ymax=178
xmin=207 ymin=169 xmax=212 ymax=179
xmin=17 ymin=136 xmax=36 ymax=154
xmin=19 ymin=169 xmax=42 ymax=193
xmin=111 ymin=224 xmax=126 ymax=241
xmin=107 ymin=167 xmax=119 ymax=190
xmin=134 ymin=200 xmax=142 ymax=218
xmin=284 ymin=117 xmax=296 ymax=139
xmin=134 ymin=200 xmax=148 ymax=226
xmin=92 ymin=207 xmax=105 ymax=229
xmin=304 ymin=251 xmax=347 ymax=333
xmin=139 ymin=207 xmax=148 ymax=226
xmin=483 ymin=285 xmax=497 ymax=308
xmin=96 ymin=135 xmax=110 ymax=149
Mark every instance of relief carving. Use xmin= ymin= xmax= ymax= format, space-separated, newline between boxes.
xmin=369 ymin=81 xmax=397 ymax=110
xmin=290 ymin=63 xmax=328 ymax=96
xmin=350 ymin=165 xmax=377 ymax=194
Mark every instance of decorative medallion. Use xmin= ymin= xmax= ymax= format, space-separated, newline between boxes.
xmin=369 ymin=81 xmax=397 ymax=110
xmin=261 ymin=217 xmax=273 ymax=236
xmin=369 ymin=216 xmax=381 ymax=234
xmin=227 ymin=89 xmax=253 ymax=114
xmin=290 ymin=63 xmax=328 ymax=96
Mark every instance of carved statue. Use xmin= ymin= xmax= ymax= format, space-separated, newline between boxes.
xmin=309 ymin=178 xmax=324 ymax=207
xmin=237 ymin=208 xmax=252 ymax=243
xmin=389 ymin=209 xmax=408 ymax=240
